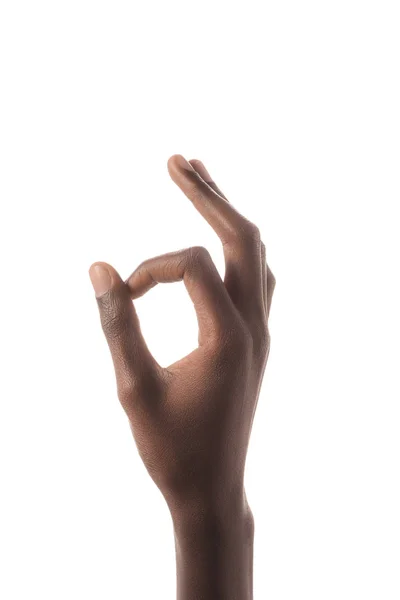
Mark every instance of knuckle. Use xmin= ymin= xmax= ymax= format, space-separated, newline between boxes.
xmin=119 ymin=370 xmax=164 ymax=405
xmin=238 ymin=221 xmax=261 ymax=246
xmin=117 ymin=377 xmax=135 ymax=405
xmin=221 ymin=317 xmax=270 ymax=364
xmin=223 ymin=318 xmax=253 ymax=354
xmin=188 ymin=245 xmax=211 ymax=265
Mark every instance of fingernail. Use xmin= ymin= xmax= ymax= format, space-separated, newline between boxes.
xmin=192 ymin=160 xmax=212 ymax=182
xmin=89 ymin=264 xmax=112 ymax=297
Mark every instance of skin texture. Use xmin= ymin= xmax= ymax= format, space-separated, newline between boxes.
xmin=89 ymin=155 xmax=275 ymax=600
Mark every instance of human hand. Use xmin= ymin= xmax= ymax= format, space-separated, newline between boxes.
xmin=89 ymin=155 xmax=275 ymax=598
xmin=89 ymin=156 xmax=275 ymax=517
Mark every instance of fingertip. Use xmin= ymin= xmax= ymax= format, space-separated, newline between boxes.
xmin=189 ymin=159 xmax=212 ymax=183
xmin=89 ymin=262 xmax=122 ymax=298
xmin=167 ymin=154 xmax=194 ymax=174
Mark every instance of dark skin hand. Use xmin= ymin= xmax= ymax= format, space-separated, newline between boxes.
xmin=89 ymin=155 xmax=275 ymax=600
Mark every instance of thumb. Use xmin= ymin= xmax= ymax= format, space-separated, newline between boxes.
xmin=89 ymin=262 xmax=160 ymax=415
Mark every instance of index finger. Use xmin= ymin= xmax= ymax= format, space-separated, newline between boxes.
xmin=125 ymin=246 xmax=237 ymax=345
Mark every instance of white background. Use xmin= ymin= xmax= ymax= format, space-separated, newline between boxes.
xmin=0 ymin=1 xmax=399 ymax=598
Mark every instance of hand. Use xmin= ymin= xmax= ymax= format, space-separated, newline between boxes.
xmin=89 ymin=155 xmax=275 ymax=599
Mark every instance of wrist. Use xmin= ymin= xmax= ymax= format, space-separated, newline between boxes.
xmin=171 ymin=491 xmax=254 ymax=539
xmin=170 ymin=490 xmax=254 ymax=600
